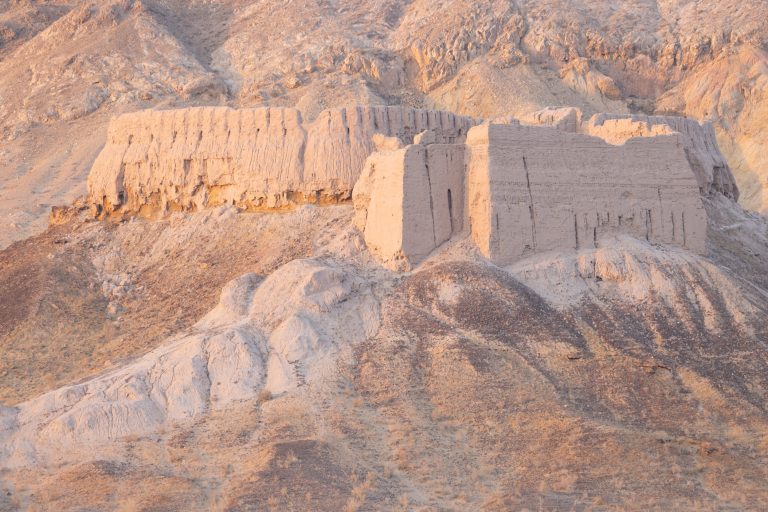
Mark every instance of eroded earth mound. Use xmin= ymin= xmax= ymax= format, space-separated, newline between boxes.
xmin=0 ymin=192 xmax=767 ymax=509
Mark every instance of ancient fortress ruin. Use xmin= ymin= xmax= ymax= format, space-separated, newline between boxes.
xmin=87 ymin=106 xmax=476 ymax=216
xmin=88 ymin=105 xmax=738 ymax=269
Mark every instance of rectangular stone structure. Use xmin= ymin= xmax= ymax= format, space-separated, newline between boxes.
xmin=466 ymin=123 xmax=707 ymax=265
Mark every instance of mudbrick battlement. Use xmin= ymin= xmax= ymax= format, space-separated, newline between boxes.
xmin=354 ymin=120 xmax=708 ymax=268
xmin=87 ymin=106 xmax=478 ymax=217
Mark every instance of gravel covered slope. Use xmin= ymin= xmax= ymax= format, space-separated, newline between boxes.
xmin=1 ymin=199 xmax=767 ymax=509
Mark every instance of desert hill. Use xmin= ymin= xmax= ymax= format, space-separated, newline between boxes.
xmin=1 ymin=1 xmax=768 ymax=510
xmin=1 ymin=192 xmax=767 ymax=510
xmin=1 ymin=101 xmax=767 ymax=508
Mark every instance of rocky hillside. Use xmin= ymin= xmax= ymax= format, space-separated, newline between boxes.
xmin=0 ymin=106 xmax=766 ymax=508
xmin=1 ymin=1 xmax=768 ymax=510
xmin=1 ymin=194 xmax=767 ymax=509
xmin=0 ymin=0 xmax=766 ymax=248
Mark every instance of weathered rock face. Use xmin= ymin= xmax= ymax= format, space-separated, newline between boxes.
xmin=467 ymin=122 xmax=707 ymax=265
xmin=0 ymin=257 xmax=379 ymax=469
xmin=655 ymin=46 xmax=768 ymax=212
xmin=87 ymin=106 xmax=478 ymax=217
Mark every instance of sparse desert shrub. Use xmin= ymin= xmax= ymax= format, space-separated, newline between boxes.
xmin=258 ymin=389 xmax=272 ymax=403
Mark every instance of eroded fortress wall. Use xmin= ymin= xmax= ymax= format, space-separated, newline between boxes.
xmin=353 ymin=140 xmax=465 ymax=270
xmin=584 ymin=114 xmax=739 ymax=201
xmin=466 ymin=122 xmax=707 ymax=265
xmin=527 ymin=108 xmax=740 ymax=201
xmin=85 ymin=104 xmax=728 ymax=271
xmin=87 ymin=106 xmax=478 ymax=217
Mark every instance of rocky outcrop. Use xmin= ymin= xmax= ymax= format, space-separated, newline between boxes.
xmin=87 ymin=106 xmax=478 ymax=217
xmin=655 ymin=46 xmax=768 ymax=212
xmin=0 ymin=258 xmax=379 ymax=468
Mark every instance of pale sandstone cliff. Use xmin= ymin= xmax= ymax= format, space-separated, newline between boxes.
xmin=87 ymin=106 xmax=477 ymax=216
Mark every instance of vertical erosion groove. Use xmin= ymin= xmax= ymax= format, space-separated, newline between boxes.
xmin=423 ymin=148 xmax=437 ymax=248
xmin=682 ymin=212 xmax=687 ymax=246
xmin=574 ymin=213 xmax=579 ymax=249
xmin=523 ymin=156 xmax=537 ymax=251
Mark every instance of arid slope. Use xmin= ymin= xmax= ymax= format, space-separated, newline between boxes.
xmin=0 ymin=195 xmax=767 ymax=509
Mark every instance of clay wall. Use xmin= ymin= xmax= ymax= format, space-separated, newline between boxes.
xmin=526 ymin=108 xmax=740 ymax=201
xmin=87 ymin=106 xmax=478 ymax=217
xmin=353 ymin=141 xmax=465 ymax=270
xmin=466 ymin=123 xmax=707 ymax=265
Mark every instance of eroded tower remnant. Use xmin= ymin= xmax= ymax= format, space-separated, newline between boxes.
xmin=354 ymin=114 xmax=716 ymax=269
